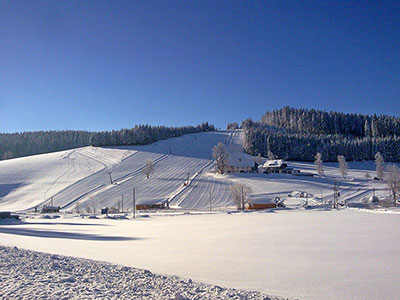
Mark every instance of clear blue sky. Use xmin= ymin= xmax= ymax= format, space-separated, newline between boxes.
xmin=0 ymin=1 xmax=399 ymax=132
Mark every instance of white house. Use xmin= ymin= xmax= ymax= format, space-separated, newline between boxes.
xmin=259 ymin=159 xmax=300 ymax=174
xmin=225 ymin=154 xmax=256 ymax=173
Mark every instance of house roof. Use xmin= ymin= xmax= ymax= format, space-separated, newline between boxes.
xmin=227 ymin=153 xmax=255 ymax=168
xmin=248 ymin=194 xmax=277 ymax=204
xmin=263 ymin=159 xmax=285 ymax=168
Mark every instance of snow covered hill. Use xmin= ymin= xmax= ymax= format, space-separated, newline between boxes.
xmin=0 ymin=129 xmax=392 ymax=212
xmin=0 ymin=131 xmax=232 ymax=211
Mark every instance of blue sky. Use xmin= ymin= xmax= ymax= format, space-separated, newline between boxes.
xmin=0 ymin=0 xmax=399 ymax=132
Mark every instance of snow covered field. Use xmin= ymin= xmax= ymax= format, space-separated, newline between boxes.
xmin=1 ymin=209 xmax=399 ymax=300
xmin=0 ymin=245 xmax=278 ymax=300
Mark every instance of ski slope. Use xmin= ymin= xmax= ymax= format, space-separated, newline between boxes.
xmin=0 ymin=131 xmax=233 ymax=211
xmin=0 ymin=129 xmax=392 ymax=212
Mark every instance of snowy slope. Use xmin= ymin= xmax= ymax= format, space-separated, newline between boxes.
xmin=0 ymin=129 xmax=392 ymax=212
xmin=0 ymin=131 xmax=232 ymax=211
xmin=0 ymin=148 xmax=134 ymax=211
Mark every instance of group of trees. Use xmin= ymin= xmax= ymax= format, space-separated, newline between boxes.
xmin=90 ymin=123 xmax=214 ymax=147
xmin=261 ymin=106 xmax=400 ymax=137
xmin=0 ymin=123 xmax=215 ymax=160
xmin=313 ymin=151 xmax=399 ymax=205
xmin=243 ymin=128 xmax=400 ymax=162
xmin=242 ymin=107 xmax=400 ymax=162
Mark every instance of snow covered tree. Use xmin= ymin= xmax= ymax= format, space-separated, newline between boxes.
xmin=371 ymin=114 xmax=379 ymax=137
xmin=314 ymin=152 xmax=324 ymax=176
xmin=256 ymin=153 xmax=262 ymax=166
xmin=143 ymin=159 xmax=155 ymax=179
xmin=212 ymin=142 xmax=229 ymax=174
xmin=226 ymin=122 xmax=239 ymax=130
xmin=267 ymin=150 xmax=275 ymax=160
xmin=386 ymin=164 xmax=400 ymax=205
xmin=337 ymin=155 xmax=348 ymax=178
xmin=374 ymin=152 xmax=385 ymax=180
xmin=231 ymin=183 xmax=251 ymax=211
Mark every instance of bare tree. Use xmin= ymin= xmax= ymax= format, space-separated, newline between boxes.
xmin=143 ymin=159 xmax=155 ymax=179
xmin=314 ymin=152 xmax=324 ymax=176
xmin=90 ymin=197 xmax=96 ymax=216
xmin=386 ymin=164 xmax=400 ymax=205
xmin=365 ymin=172 xmax=371 ymax=179
xmin=212 ymin=142 xmax=229 ymax=174
xmin=75 ymin=201 xmax=81 ymax=214
xmin=231 ymin=183 xmax=252 ymax=211
xmin=256 ymin=153 xmax=263 ymax=166
xmin=267 ymin=150 xmax=275 ymax=160
xmin=374 ymin=152 xmax=385 ymax=180
xmin=337 ymin=155 xmax=348 ymax=178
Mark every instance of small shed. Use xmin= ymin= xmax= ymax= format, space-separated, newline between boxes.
xmin=0 ymin=211 xmax=19 ymax=220
xmin=136 ymin=199 xmax=168 ymax=210
xmin=41 ymin=205 xmax=60 ymax=213
xmin=245 ymin=195 xmax=280 ymax=210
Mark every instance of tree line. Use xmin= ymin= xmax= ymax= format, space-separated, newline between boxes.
xmin=0 ymin=122 xmax=214 ymax=160
xmin=242 ymin=107 xmax=400 ymax=162
xmin=260 ymin=106 xmax=400 ymax=137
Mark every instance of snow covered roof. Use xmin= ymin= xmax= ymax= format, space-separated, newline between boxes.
xmin=248 ymin=194 xmax=277 ymax=204
xmin=263 ymin=159 xmax=285 ymax=168
xmin=227 ymin=153 xmax=255 ymax=168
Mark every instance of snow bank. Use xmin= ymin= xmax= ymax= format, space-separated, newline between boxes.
xmin=0 ymin=246 xmax=280 ymax=300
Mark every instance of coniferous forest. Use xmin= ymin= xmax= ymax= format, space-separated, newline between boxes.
xmin=0 ymin=123 xmax=214 ymax=160
xmin=242 ymin=107 xmax=400 ymax=162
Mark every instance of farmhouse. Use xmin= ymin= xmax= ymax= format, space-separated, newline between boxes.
xmin=259 ymin=159 xmax=300 ymax=174
xmin=225 ymin=154 xmax=257 ymax=173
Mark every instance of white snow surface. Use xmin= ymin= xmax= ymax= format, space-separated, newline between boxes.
xmin=1 ymin=210 xmax=399 ymax=300
xmin=0 ymin=245 xmax=278 ymax=300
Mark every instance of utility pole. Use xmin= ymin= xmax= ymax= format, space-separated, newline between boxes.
xmin=241 ymin=186 xmax=244 ymax=211
xmin=333 ymin=182 xmax=340 ymax=208
xmin=168 ymin=146 xmax=172 ymax=155
xmin=121 ymin=194 xmax=124 ymax=213
xmin=132 ymin=188 xmax=136 ymax=219
xmin=209 ymin=191 xmax=212 ymax=211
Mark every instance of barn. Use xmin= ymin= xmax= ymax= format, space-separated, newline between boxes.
xmin=245 ymin=194 xmax=284 ymax=210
